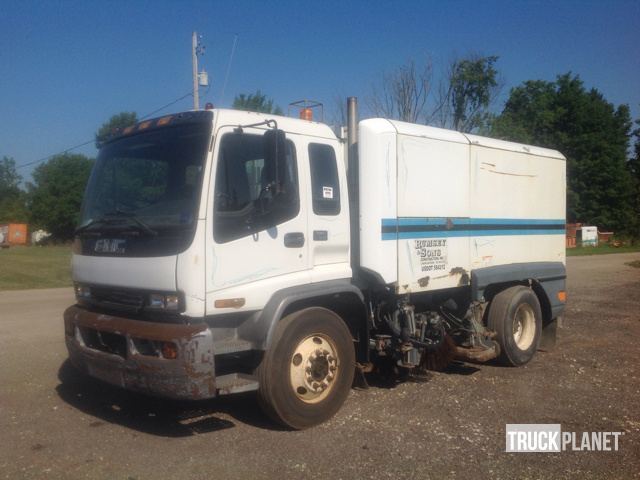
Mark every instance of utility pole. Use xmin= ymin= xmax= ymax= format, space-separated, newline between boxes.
xmin=192 ymin=31 xmax=199 ymax=110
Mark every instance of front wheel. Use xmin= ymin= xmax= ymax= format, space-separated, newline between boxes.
xmin=487 ymin=286 xmax=542 ymax=366
xmin=256 ymin=307 xmax=355 ymax=429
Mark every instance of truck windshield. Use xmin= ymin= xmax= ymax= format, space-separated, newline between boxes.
xmin=80 ymin=123 xmax=211 ymax=233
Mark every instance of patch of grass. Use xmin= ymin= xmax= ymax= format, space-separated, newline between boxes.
xmin=0 ymin=245 xmax=72 ymax=290
xmin=567 ymin=244 xmax=640 ymax=256
xmin=626 ymin=260 xmax=640 ymax=268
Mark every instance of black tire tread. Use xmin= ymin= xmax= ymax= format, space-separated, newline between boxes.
xmin=256 ymin=307 xmax=355 ymax=429
xmin=488 ymin=285 xmax=542 ymax=367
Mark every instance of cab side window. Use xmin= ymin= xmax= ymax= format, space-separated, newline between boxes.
xmin=214 ymin=132 xmax=299 ymax=243
xmin=308 ymin=143 xmax=340 ymax=216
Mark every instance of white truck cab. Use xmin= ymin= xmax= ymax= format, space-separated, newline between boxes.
xmin=65 ymin=101 xmax=567 ymax=429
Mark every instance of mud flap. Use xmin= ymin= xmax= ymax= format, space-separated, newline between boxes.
xmin=539 ymin=317 xmax=560 ymax=351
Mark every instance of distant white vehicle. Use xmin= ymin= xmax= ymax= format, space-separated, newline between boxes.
xmin=64 ymin=99 xmax=567 ymax=429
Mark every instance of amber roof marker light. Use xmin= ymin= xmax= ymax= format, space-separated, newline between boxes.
xmin=288 ymin=100 xmax=323 ymax=122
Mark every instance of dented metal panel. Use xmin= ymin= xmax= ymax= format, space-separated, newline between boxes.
xmin=64 ymin=306 xmax=216 ymax=400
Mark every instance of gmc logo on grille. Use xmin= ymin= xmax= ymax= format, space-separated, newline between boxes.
xmin=94 ymin=239 xmax=126 ymax=254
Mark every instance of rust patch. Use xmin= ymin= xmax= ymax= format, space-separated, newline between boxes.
xmin=65 ymin=306 xmax=206 ymax=342
xmin=449 ymin=267 xmax=470 ymax=286
xmin=64 ymin=305 xmax=217 ymax=400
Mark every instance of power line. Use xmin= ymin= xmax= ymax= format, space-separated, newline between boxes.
xmin=16 ymin=90 xmax=195 ymax=170
xmin=139 ymin=91 xmax=193 ymax=120
xmin=220 ymin=33 xmax=239 ymax=106
xmin=16 ymin=139 xmax=95 ymax=170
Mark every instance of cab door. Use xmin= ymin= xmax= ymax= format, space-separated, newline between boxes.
xmin=205 ymin=127 xmax=310 ymax=312
xmin=306 ymin=141 xmax=351 ymax=283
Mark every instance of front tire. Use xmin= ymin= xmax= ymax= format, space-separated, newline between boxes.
xmin=256 ymin=307 xmax=355 ymax=429
xmin=488 ymin=286 xmax=542 ymax=366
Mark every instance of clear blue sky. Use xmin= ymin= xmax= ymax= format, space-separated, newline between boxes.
xmin=1 ymin=0 xmax=639 ymax=181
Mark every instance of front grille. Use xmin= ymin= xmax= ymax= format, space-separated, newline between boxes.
xmin=89 ymin=287 xmax=145 ymax=312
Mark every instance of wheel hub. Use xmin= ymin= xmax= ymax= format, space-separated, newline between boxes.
xmin=290 ymin=335 xmax=339 ymax=404
xmin=512 ymin=303 xmax=535 ymax=350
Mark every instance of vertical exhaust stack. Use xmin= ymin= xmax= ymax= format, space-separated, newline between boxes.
xmin=347 ymin=97 xmax=360 ymax=275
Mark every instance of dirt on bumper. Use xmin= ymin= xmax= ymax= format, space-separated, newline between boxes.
xmin=64 ymin=305 xmax=216 ymax=400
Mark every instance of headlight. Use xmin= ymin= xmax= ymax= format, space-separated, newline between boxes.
xmin=74 ymin=283 xmax=91 ymax=300
xmin=148 ymin=293 xmax=180 ymax=311
xmin=165 ymin=294 xmax=180 ymax=310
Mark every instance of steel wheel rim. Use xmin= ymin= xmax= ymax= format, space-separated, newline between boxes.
xmin=512 ymin=303 xmax=536 ymax=350
xmin=289 ymin=333 xmax=339 ymax=404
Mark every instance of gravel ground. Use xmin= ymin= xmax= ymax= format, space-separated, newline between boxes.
xmin=1 ymin=253 xmax=639 ymax=479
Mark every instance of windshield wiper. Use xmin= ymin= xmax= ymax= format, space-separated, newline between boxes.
xmin=74 ymin=210 xmax=158 ymax=236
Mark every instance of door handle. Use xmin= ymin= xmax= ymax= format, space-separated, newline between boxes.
xmin=284 ymin=232 xmax=305 ymax=248
xmin=313 ymin=230 xmax=328 ymax=241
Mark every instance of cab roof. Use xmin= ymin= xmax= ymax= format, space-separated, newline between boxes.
xmin=212 ymin=108 xmax=339 ymax=140
xmin=103 ymin=108 xmax=339 ymax=146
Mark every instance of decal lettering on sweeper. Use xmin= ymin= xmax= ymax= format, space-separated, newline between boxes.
xmin=413 ymin=239 xmax=447 ymax=273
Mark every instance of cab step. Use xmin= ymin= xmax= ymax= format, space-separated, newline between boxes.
xmin=216 ymin=373 xmax=259 ymax=395
xmin=213 ymin=339 xmax=253 ymax=355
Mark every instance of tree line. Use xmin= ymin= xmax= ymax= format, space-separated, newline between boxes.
xmin=1 ymin=62 xmax=639 ymax=241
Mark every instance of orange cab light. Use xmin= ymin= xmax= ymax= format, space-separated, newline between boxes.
xmin=557 ymin=291 xmax=567 ymax=302
xmin=161 ymin=342 xmax=178 ymax=359
xmin=138 ymin=121 xmax=152 ymax=130
xmin=214 ymin=298 xmax=246 ymax=309
xmin=157 ymin=116 xmax=172 ymax=126
xmin=299 ymin=108 xmax=313 ymax=121
xmin=122 ymin=125 xmax=135 ymax=134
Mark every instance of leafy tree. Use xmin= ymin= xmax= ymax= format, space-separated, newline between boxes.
xmin=367 ymin=55 xmax=500 ymax=132
xmin=436 ymin=55 xmax=501 ymax=132
xmin=232 ymin=90 xmax=283 ymax=115
xmin=0 ymin=156 xmax=21 ymax=201
xmin=28 ymin=154 xmax=94 ymax=240
xmin=0 ymin=193 xmax=29 ymax=224
xmin=0 ymin=156 xmax=28 ymax=223
xmin=491 ymin=74 xmax=635 ymax=233
xmin=95 ymin=112 xmax=138 ymax=148
xmin=629 ymin=115 xmax=640 ymax=238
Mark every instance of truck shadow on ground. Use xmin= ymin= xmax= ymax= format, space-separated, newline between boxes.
xmin=56 ymin=359 xmax=481 ymax=437
xmin=56 ymin=360 xmax=284 ymax=437
xmin=363 ymin=361 xmax=481 ymax=389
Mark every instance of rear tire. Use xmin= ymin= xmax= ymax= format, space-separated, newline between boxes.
xmin=256 ymin=307 xmax=355 ymax=429
xmin=488 ymin=286 xmax=542 ymax=366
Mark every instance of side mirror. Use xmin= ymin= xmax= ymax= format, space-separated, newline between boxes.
xmin=263 ymin=129 xmax=287 ymax=163
xmin=263 ymin=129 xmax=287 ymax=187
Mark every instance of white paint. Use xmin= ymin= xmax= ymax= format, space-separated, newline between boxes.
xmin=358 ymin=118 xmax=566 ymax=294
xmin=72 ymin=254 xmax=177 ymax=291
xmin=359 ymin=119 xmax=398 ymax=284
xmin=580 ymin=226 xmax=598 ymax=246
xmin=203 ymin=113 xmax=350 ymax=315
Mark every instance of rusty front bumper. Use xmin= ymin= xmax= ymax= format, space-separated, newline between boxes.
xmin=64 ymin=305 xmax=216 ymax=400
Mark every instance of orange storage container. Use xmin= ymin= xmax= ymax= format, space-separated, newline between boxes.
xmin=4 ymin=223 xmax=28 ymax=245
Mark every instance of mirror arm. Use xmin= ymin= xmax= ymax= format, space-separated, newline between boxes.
xmin=233 ymin=119 xmax=278 ymax=133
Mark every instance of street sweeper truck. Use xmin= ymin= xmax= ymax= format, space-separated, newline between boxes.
xmin=65 ymin=98 xmax=566 ymax=429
